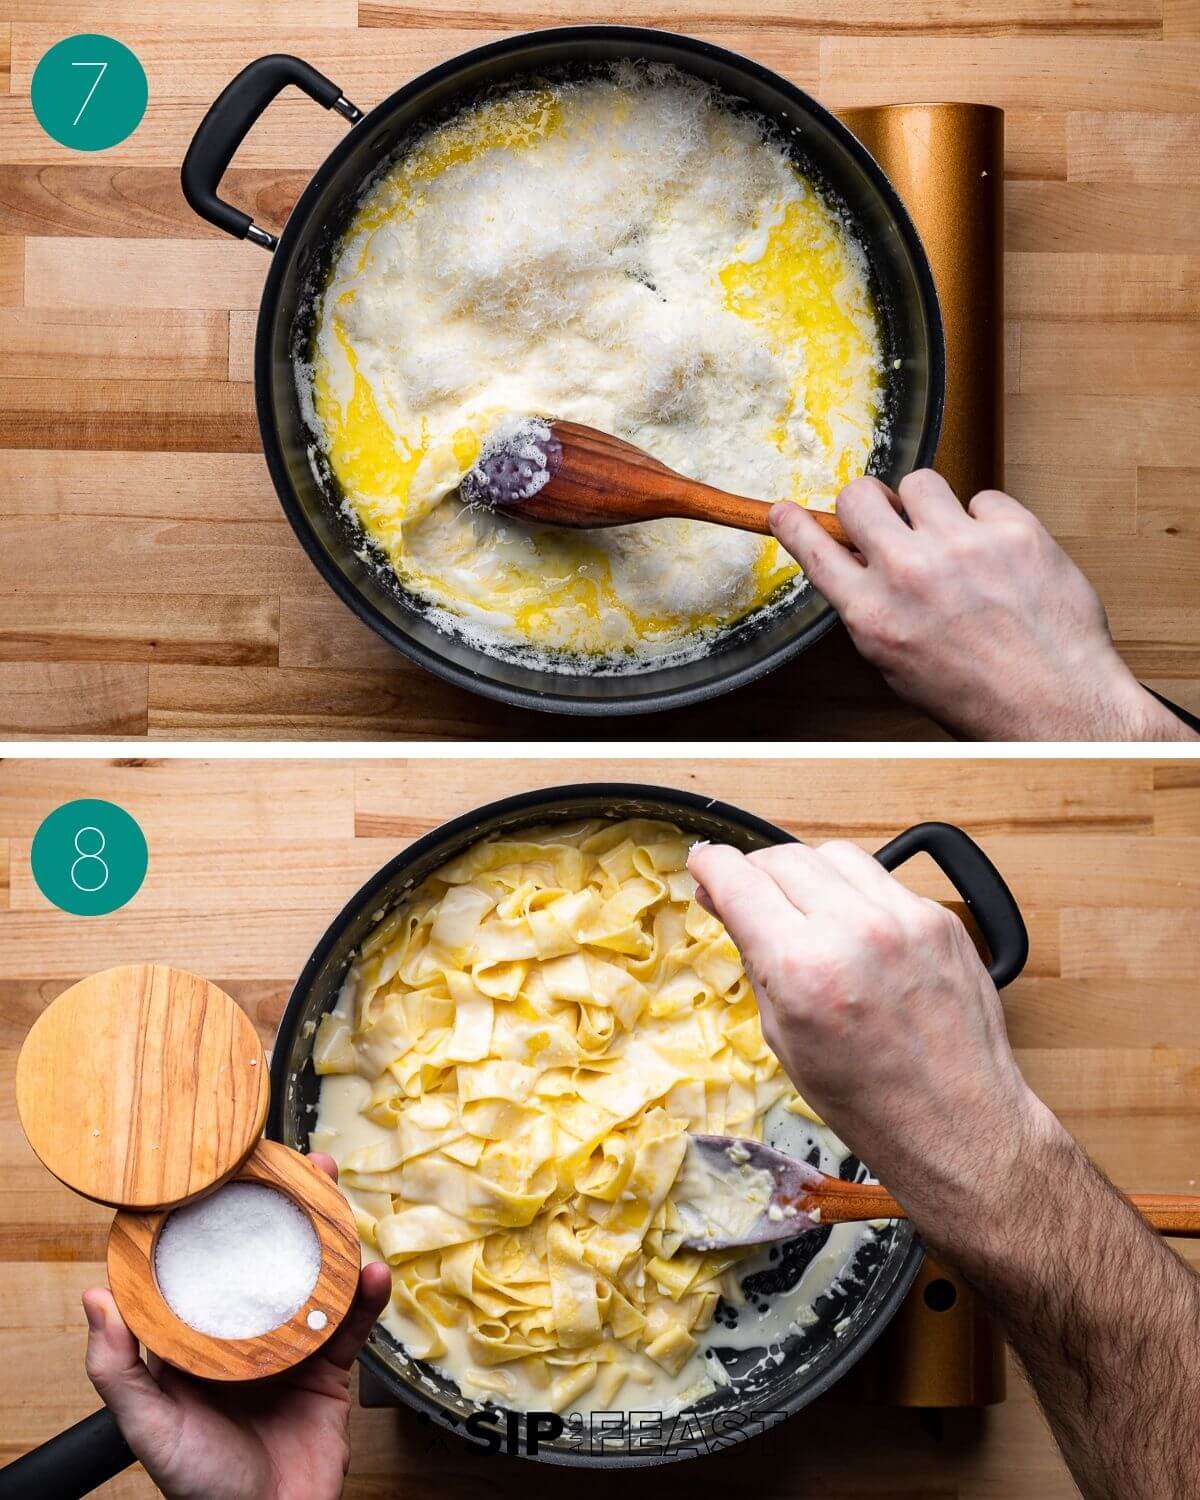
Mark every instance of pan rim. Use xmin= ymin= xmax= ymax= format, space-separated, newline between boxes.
xmin=268 ymin=781 xmax=925 ymax=1465
xmin=253 ymin=25 xmax=946 ymax=716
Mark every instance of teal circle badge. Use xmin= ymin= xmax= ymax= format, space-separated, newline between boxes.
xmin=31 ymin=799 xmax=148 ymax=917
xmin=31 ymin=35 xmax=148 ymax=152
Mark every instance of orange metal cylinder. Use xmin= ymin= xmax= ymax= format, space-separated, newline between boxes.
xmin=840 ymin=102 xmax=1006 ymax=501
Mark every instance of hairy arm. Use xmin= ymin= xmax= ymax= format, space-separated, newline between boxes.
xmin=769 ymin=471 xmax=1197 ymax=743
xmin=929 ymin=1124 xmax=1200 ymax=1500
xmin=688 ymin=838 xmax=1200 ymax=1500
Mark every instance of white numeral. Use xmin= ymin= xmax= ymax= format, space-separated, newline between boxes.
xmin=70 ymin=60 xmax=108 ymax=127
xmin=71 ymin=826 xmax=109 ymax=893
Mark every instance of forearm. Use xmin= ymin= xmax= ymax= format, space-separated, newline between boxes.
xmin=688 ymin=836 xmax=1200 ymax=1493
xmin=884 ymin=635 xmax=1198 ymax=744
xmin=914 ymin=1119 xmax=1200 ymax=1499
xmin=1126 ymin=682 xmax=1200 ymax=744
xmin=1058 ymin=660 xmax=1200 ymax=744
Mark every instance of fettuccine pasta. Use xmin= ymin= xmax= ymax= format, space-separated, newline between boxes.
xmin=312 ymin=819 xmax=819 ymax=1413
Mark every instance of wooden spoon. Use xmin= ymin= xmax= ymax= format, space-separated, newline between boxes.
xmin=676 ymin=1134 xmax=1200 ymax=1249
xmin=461 ymin=417 xmax=852 ymax=546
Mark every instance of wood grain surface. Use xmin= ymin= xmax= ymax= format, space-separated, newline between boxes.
xmin=15 ymin=963 xmax=269 ymax=1209
xmin=2 ymin=754 xmax=1198 ymax=1496
xmin=0 ymin=2 xmax=1196 ymax=738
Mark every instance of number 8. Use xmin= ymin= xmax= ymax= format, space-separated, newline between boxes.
xmin=71 ymin=826 xmax=109 ymax=893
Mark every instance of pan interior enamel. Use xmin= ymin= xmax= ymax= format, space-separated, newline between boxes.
xmin=301 ymin=63 xmax=884 ymax=672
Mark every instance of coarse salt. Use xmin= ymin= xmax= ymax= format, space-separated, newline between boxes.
xmin=155 ymin=1183 xmax=320 ymax=1339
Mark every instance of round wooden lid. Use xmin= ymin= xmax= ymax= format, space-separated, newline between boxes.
xmin=16 ymin=964 xmax=269 ymax=1210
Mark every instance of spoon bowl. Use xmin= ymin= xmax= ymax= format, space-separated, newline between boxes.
xmin=462 ymin=418 xmax=853 ymax=545
xmin=678 ymin=1134 xmax=1200 ymax=1251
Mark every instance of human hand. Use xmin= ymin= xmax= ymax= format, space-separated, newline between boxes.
xmin=83 ymin=1154 xmax=391 ymax=1500
xmin=692 ymin=840 xmax=1200 ymax=1500
xmin=687 ymin=839 xmax=1065 ymax=1245
xmin=770 ymin=473 xmax=1195 ymax=742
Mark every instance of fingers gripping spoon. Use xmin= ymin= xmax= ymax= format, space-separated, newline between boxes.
xmin=461 ymin=417 xmax=853 ymax=545
xmin=676 ymin=1135 xmax=1200 ymax=1250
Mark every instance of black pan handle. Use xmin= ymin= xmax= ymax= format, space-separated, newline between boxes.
xmin=181 ymin=54 xmax=363 ymax=250
xmin=0 ymin=1409 xmax=134 ymax=1499
xmin=872 ymin=821 xmax=1028 ymax=988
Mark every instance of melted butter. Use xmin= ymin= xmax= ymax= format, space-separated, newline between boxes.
xmin=351 ymin=90 xmax=565 ymax=237
xmin=312 ymin=330 xmax=425 ymax=561
xmin=399 ymin=89 xmax=563 ymax=190
xmin=720 ymin=190 xmax=883 ymax=492
xmin=309 ymin=77 xmax=882 ymax=662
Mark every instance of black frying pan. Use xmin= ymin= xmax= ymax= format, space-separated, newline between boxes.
xmin=268 ymin=784 xmax=1026 ymax=1467
xmin=2 ymin=785 xmax=1025 ymax=1491
xmin=180 ymin=30 xmax=945 ymax=716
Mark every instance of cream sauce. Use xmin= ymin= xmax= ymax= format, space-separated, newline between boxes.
xmin=303 ymin=65 xmax=883 ymax=668
xmin=312 ymin=1085 xmax=876 ymax=1418
xmin=671 ymin=1141 xmax=777 ymax=1247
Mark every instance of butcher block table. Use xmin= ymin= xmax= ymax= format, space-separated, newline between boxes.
xmin=2 ymin=754 xmax=1199 ymax=1496
xmin=0 ymin=3 xmax=1198 ymax=739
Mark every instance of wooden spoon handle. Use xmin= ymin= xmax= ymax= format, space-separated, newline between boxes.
xmin=798 ymin=1181 xmax=1200 ymax=1238
xmin=670 ymin=485 xmax=852 ymax=549
xmin=795 ymin=1178 xmax=906 ymax=1223
xmin=543 ymin=420 xmax=852 ymax=545
xmin=1126 ymin=1193 xmax=1200 ymax=1237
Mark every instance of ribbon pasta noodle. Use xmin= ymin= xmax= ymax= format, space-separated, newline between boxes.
xmin=312 ymin=819 xmax=818 ymax=1414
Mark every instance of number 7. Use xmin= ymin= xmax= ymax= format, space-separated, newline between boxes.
xmin=70 ymin=60 xmax=108 ymax=127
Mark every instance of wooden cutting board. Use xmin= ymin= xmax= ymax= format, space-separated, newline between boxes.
xmin=0 ymin=3 xmax=1196 ymax=738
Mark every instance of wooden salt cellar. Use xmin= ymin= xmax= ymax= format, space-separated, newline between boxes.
xmin=16 ymin=964 xmax=361 ymax=1381
xmin=108 ymin=1138 xmax=361 ymax=1380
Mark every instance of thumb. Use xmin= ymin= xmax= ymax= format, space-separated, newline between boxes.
xmin=768 ymin=500 xmax=861 ymax=610
xmin=83 ymin=1289 xmax=174 ymax=1440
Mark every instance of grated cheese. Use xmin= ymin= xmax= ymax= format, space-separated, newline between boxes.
xmin=305 ymin=65 xmax=883 ymax=666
